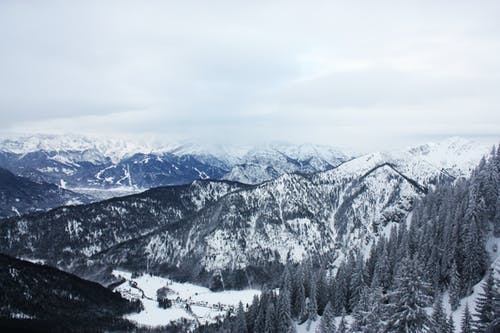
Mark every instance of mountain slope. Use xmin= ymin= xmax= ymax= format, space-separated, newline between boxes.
xmin=93 ymin=162 xmax=424 ymax=287
xmin=0 ymin=180 xmax=251 ymax=278
xmin=0 ymin=134 xmax=351 ymax=194
xmin=0 ymin=167 xmax=90 ymax=218
xmin=0 ymin=254 xmax=140 ymax=332
xmin=0 ymin=138 xmax=493 ymax=288
xmin=222 ymin=143 xmax=350 ymax=184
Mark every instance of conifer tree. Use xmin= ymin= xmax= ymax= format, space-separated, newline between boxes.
xmin=385 ymin=258 xmax=431 ymax=333
xmin=254 ymin=293 xmax=268 ymax=333
xmin=349 ymin=253 xmax=365 ymax=310
xmin=430 ymin=295 xmax=448 ymax=333
xmin=449 ymin=260 xmax=462 ymax=311
xmin=305 ymin=278 xmax=318 ymax=330
xmin=352 ymin=286 xmax=385 ymax=333
xmin=337 ymin=311 xmax=348 ymax=333
xmin=494 ymin=269 xmax=500 ymax=320
xmin=446 ymin=314 xmax=455 ymax=333
xmin=462 ymin=186 xmax=487 ymax=294
xmin=315 ymin=302 xmax=336 ymax=333
xmin=234 ymin=301 xmax=248 ymax=333
xmin=316 ymin=270 xmax=329 ymax=315
xmin=247 ymin=295 xmax=260 ymax=333
xmin=277 ymin=289 xmax=294 ymax=333
xmin=461 ymin=303 xmax=473 ymax=333
xmin=293 ymin=280 xmax=306 ymax=320
xmin=473 ymin=271 xmax=495 ymax=332
xmin=264 ymin=302 xmax=277 ymax=333
xmin=372 ymin=239 xmax=392 ymax=292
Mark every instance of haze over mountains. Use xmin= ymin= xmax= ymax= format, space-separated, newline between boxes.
xmin=0 ymin=134 xmax=350 ymax=195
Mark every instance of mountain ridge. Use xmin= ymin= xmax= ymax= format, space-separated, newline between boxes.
xmin=0 ymin=133 xmax=351 ymax=195
xmin=1 ymin=137 xmax=494 ymax=289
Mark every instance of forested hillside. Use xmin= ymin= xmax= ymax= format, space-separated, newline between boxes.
xmin=0 ymin=254 xmax=141 ymax=332
xmin=197 ymin=146 xmax=500 ymax=333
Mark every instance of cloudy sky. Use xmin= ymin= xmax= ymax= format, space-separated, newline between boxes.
xmin=0 ymin=0 xmax=499 ymax=152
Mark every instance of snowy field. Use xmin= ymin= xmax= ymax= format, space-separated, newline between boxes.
xmin=112 ymin=270 xmax=260 ymax=328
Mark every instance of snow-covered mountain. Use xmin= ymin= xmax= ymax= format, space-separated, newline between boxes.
xmin=0 ymin=137 xmax=494 ymax=288
xmin=222 ymin=143 xmax=349 ymax=184
xmin=0 ymin=134 xmax=351 ymax=197
xmin=0 ymin=167 xmax=90 ymax=218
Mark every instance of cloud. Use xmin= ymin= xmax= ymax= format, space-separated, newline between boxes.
xmin=0 ymin=0 xmax=499 ymax=152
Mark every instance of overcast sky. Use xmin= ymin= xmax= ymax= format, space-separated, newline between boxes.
xmin=0 ymin=0 xmax=499 ymax=152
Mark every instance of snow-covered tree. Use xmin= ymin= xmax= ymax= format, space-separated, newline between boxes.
xmin=315 ymin=301 xmax=336 ymax=333
xmin=461 ymin=303 xmax=473 ymax=333
xmin=264 ymin=302 xmax=277 ymax=333
xmin=337 ymin=312 xmax=348 ymax=333
xmin=385 ymin=258 xmax=432 ymax=333
xmin=352 ymin=286 xmax=385 ymax=332
xmin=234 ymin=301 xmax=248 ymax=333
xmin=473 ymin=270 xmax=496 ymax=332
xmin=305 ymin=277 xmax=318 ymax=325
xmin=449 ymin=260 xmax=462 ymax=311
xmin=429 ymin=295 xmax=448 ymax=333
xmin=277 ymin=289 xmax=294 ymax=333
xmin=293 ymin=279 xmax=306 ymax=320
xmin=446 ymin=314 xmax=455 ymax=333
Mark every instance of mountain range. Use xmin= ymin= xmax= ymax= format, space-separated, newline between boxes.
xmin=0 ymin=136 xmax=493 ymax=289
xmin=0 ymin=134 xmax=350 ymax=194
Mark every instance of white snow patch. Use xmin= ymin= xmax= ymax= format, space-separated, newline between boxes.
xmin=112 ymin=270 xmax=260 ymax=328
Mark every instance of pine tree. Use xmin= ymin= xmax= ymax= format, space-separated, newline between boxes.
xmin=430 ymin=295 xmax=448 ymax=333
xmin=277 ymin=289 xmax=294 ymax=333
xmin=316 ymin=270 xmax=329 ymax=315
xmin=315 ymin=302 xmax=336 ymax=333
xmin=264 ymin=302 xmax=277 ymax=333
xmin=385 ymin=258 xmax=432 ymax=333
xmin=461 ymin=303 xmax=473 ymax=333
xmin=234 ymin=301 xmax=248 ymax=333
xmin=254 ymin=293 xmax=268 ymax=333
xmin=281 ymin=264 xmax=293 ymax=294
xmin=372 ymin=239 xmax=392 ymax=292
xmin=304 ymin=283 xmax=318 ymax=331
xmin=449 ymin=260 xmax=462 ymax=311
xmin=333 ymin=262 xmax=350 ymax=313
xmin=247 ymin=295 xmax=260 ymax=333
xmin=293 ymin=280 xmax=306 ymax=320
xmin=352 ymin=286 xmax=385 ymax=333
xmin=446 ymin=314 xmax=455 ymax=333
xmin=462 ymin=185 xmax=487 ymax=294
xmin=473 ymin=271 xmax=495 ymax=332
xmin=305 ymin=277 xmax=318 ymax=323
xmin=337 ymin=312 xmax=348 ymax=333
xmin=365 ymin=241 xmax=378 ymax=286
xmin=494 ymin=269 xmax=500 ymax=321
xmin=349 ymin=253 xmax=365 ymax=310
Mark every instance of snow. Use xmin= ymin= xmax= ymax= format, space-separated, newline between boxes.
xmin=296 ymin=315 xmax=353 ymax=333
xmin=112 ymin=270 xmax=260 ymax=328
xmin=436 ymin=233 xmax=500 ymax=332
xmin=319 ymin=137 xmax=494 ymax=187
xmin=11 ymin=206 xmax=20 ymax=216
xmin=0 ymin=133 xmax=178 ymax=163
xmin=69 ymin=186 xmax=142 ymax=200
xmin=129 ymin=298 xmax=192 ymax=327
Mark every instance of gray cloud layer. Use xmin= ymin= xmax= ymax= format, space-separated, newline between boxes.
xmin=1 ymin=0 xmax=499 ymax=151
